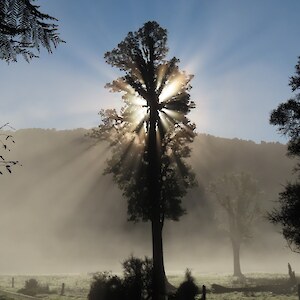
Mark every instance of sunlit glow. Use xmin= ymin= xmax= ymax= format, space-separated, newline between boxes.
xmin=113 ymin=65 xmax=193 ymax=163
xmin=159 ymin=80 xmax=180 ymax=102
xmin=131 ymin=105 xmax=148 ymax=125
xmin=126 ymin=93 xmax=148 ymax=129
xmin=162 ymin=108 xmax=185 ymax=123
xmin=114 ymin=80 xmax=136 ymax=94
xmin=159 ymin=73 xmax=186 ymax=103
xmin=130 ymin=95 xmax=147 ymax=106
xmin=158 ymin=111 xmax=170 ymax=132
xmin=156 ymin=64 xmax=168 ymax=91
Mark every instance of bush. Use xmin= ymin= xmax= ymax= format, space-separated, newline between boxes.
xmin=25 ymin=278 xmax=38 ymax=290
xmin=175 ymin=269 xmax=199 ymax=300
xmin=18 ymin=278 xmax=52 ymax=296
xmin=88 ymin=272 xmax=124 ymax=300
xmin=88 ymin=256 xmax=201 ymax=300
xmin=88 ymin=256 xmax=153 ymax=300
xmin=122 ymin=256 xmax=153 ymax=300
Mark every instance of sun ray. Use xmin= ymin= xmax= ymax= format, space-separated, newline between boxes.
xmin=159 ymin=77 xmax=182 ymax=102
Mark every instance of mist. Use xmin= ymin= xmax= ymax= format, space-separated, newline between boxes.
xmin=0 ymin=128 xmax=298 ymax=275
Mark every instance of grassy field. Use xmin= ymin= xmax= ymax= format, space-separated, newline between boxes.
xmin=0 ymin=273 xmax=298 ymax=300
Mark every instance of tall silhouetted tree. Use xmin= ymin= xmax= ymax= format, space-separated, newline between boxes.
xmin=208 ymin=173 xmax=260 ymax=278
xmin=269 ymin=56 xmax=300 ymax=253
xmin=0 ymin=0 xmax=64 ymax=62
xmin=92 ymin=21 xmax=196 ymax=299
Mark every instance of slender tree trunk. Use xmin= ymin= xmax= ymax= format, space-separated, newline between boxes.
xmin=146 ymin=39 xmax=167 ymax=299
xmin=152 ymin=218 xmax=166 ymax=299
xmin=148 ymin=95 xmax=166 ymax=300
xmin=231 ymin=238 xmax=243 ymax=278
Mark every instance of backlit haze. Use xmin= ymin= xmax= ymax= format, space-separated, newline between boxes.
xmin=1 ymin=0 xmax=300 ymax=275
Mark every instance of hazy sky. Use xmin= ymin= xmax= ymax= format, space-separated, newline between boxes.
xmin=1 ymin=0 xmax=300 ymax=142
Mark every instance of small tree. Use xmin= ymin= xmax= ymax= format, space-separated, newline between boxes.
xmin=0 ymin=0 xmax=64 ymax=62
xmin=92 ymin=21 xmax=196 ymax=299
xmin=175 ymin=269 xmax=199 ymax=300
xmin=269 ymin=56 xmax=300 ymax=253
xmin=208 ymin=173 xmax=260 ymax=277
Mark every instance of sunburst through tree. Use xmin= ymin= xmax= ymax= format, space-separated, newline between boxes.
xmin=92 ymin=21 xmax=197 ymax=300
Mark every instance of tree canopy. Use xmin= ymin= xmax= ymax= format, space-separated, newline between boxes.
xmin=208 ymin=172 xmax=261 ymax=277
xmin=0 ymin=0 xmax=64 ymax=62
xmin=269 ymin=56 xmax=300 ymax=253
xmin=209 ymin=173 xmax=260 ymax=240
xmin=92 ymin=21 xmax=196 ymax=224
xmin=269 ymin=95 xmax=300 ymax=158
xmin=270 ymin=56 xmax=300 ymax=158
xmin=268 ymin=182 xmax=300 ymax=253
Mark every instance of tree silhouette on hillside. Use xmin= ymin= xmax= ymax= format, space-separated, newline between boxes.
xmin=92 ymin=21 xmax=196 ymax=299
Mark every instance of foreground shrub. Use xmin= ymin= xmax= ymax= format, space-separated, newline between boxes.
xmin=88 ymin=256 xmax=153 ymax=300
xmin=175 ymin=269 xmax=199 ymax=300
xmin=88 ymin=256 xmax=200 ymax=300
xmin=88 ymin=272 xmax=124 ymax=300
xmin=18 ymin=278 xmax=52 ymax=296
xmin=123 ymin=256 xmax=153 ymax=300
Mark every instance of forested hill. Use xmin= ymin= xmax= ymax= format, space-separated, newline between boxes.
xmin=0 ymin=128 xmax=297 ymax=274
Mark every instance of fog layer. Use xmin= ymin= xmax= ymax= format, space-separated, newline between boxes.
xmin=0 ymin=129 xmax=298 ymax=274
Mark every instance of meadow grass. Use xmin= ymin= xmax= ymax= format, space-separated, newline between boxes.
xmin=0 ymin=273 xmax=298 ymax=300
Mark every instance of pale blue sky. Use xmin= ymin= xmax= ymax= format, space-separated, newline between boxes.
xmin=1 ymin=0 xmax=300 ymax=142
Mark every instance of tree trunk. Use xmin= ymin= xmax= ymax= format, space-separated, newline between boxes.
xmin=146 ymin=41 xmax=168 ymax=299
xmin=152 ymin=218 xmax=166 ymax=300
xmin=231 ymin=238 xmax=243 ymax=278
xmin=148 ymin=95 xmax=166 ymax=300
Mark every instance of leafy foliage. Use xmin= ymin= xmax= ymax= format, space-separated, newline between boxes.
xmin=269 ymin=56 xmax=300 ymax=253
xmin=289 ymin=56 xmax=300 ymax=92
xmin=270 ymin=56 xmax=300 ymax=158
xmin=270 ymin=95 xmax=300 ymax=157
xmin=0 ymin=0 xmax=64 ymax=62
xmin=268 ymin=182 xmax=300 ymax=253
